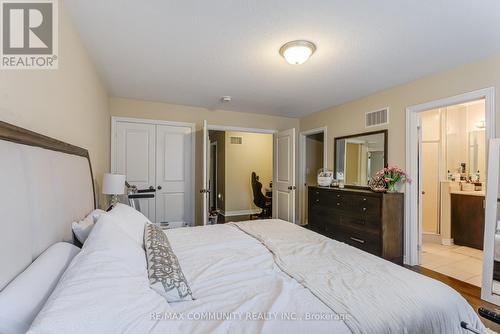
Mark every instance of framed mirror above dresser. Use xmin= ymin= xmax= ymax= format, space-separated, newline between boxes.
xmin=334 ymin=130 xmax=388 ymax=188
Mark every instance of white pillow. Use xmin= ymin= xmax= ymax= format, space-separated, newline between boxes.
xmin=106 ymin=203 xmax=150 ymax=246
xmin=71 ymin=209 xmax=106 ymax=244
xmin=0 ymin=242 xmax=80 ymax=334
xmin=28 ymin=215 xmax=177 ymax=334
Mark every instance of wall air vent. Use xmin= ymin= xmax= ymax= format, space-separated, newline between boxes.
xmin=230 ymin=136 xmax=242 ymax=144
xmin=365 ymin=108 xmax=389 ymax=128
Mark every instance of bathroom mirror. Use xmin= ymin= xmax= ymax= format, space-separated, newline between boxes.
xmin=468 ymin=130 xmax=486 ymax=180
xmin=334 ymin=130 xmax=388 ymax=187
xmin=482 ymin=138 xmax=500 ymax=305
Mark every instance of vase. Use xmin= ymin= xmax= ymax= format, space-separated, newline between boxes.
xmin=387 ymin=183 xmax=398 ymax=193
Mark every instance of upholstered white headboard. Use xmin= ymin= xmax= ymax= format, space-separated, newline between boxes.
xmin=0 ymin=121 xmax=95 ymax=290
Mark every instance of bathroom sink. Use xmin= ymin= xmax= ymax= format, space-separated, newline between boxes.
xmin=461 ymin=183 xmax=476 ymax=192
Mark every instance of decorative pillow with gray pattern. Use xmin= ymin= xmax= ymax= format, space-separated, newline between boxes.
xmin=144 ymin=223 xmax=193 ymax=302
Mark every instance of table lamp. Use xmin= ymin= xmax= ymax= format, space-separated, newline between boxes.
xmin=102 ymin=173 xmax=126 ymax=206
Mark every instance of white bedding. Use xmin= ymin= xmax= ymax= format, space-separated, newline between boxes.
xmin=230 ymin=220 xmax=484 ymax=334
xmin=165 ymin=224 xmax=350 ymax=333
xmin=30 ymin=216 xmax=485 ymax=334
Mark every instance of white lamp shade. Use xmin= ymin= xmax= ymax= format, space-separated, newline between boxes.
xmin=102 ymin=173 xmax=126 ymax=195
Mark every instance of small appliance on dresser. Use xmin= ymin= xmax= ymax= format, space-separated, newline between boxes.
xmin=308 ymin=186 xmax=404 ymax=264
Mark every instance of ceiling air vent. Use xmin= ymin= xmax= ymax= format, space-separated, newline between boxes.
xmin=230 ymin=136 xmax=242 ymax=144
xmin=365 ymin=108 xmax=389 ymax=128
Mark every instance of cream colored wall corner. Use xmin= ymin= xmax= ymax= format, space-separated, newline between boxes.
xmin=299 ymin=54 xmax=500 ymax=177
xmin=109 ymin=97 xmax=300 ymax=225
xmin=0 ymin=2 xmax=110 ymax=208
xmin=224 ymin=132 xmax=273 ymax=214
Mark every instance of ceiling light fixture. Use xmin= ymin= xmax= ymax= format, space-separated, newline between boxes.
xmin=279 ymin=40 xmax=316 ymax=65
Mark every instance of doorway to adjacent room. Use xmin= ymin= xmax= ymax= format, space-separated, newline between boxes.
xmin=299 ymin=127 xmax=327 ymax=225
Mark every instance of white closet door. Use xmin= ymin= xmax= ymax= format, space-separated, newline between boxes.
xmin=273 ymin=128 xmax=296 ymax=223
xmin=114 ymin=121 xmax=156 ymax=222
xmin=156 ymin=125 xmax=193 ymax=225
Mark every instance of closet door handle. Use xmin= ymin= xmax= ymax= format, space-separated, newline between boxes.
xmin=157 ymin=186 xmax=162 ymax=190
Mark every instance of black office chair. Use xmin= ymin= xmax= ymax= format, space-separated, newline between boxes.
xmin=250 ymin=172 xmax=272 ymax=219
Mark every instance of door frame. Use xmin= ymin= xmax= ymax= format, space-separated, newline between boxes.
xmin=203 ymin=124 xmax=279 ymax=224
xmin=209 ymin=141 xmax=217 ymax=210
xmin=111 ymin=116 xmax=196 ymax=225
xmin=405 ymin=87 xmax=496 ymax=265
xmin=299 ymin=127 xmax=327 ymax=225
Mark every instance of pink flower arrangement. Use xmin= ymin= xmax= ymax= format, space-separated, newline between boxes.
xmin=370 ymin=166 xmax=411 ymax=192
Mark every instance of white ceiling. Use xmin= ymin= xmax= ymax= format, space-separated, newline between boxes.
xmin=65 ymin=0 xmax=500 ymax=117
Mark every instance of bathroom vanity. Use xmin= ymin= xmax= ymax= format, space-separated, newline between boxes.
xmin=451 ymin=191 xmax=485 ymax=250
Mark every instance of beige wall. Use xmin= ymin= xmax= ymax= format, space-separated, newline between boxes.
xmin=0 ymin=3 xmax=110 ymax=207
xmin=110 ymin=97 xmax=299 ymax=225
xmin=225 ymin=132 xmax=273 ymax=214
xmin=300 ymin=55 xmax=500 ymax=177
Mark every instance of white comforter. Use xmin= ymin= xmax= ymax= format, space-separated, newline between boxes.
xmin=30 ymin=216 xmax=485 ymax=334
xmin=165 ymin=223 xmax=350 ymax=333
xmin=230 ymin=220 xmax=485 ymax=334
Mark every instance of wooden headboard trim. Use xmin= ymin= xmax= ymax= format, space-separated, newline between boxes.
xmin=0 ymin=120 xmax=97 ymax=208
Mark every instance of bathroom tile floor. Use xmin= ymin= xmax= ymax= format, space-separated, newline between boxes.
xmin=421 ymin=242 xmax=483 ymax=287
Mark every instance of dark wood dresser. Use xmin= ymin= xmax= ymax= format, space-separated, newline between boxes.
xmin=308 ymin=186 xmax=404 ymax=264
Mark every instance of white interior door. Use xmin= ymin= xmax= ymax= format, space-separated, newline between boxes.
xmin=202 ymin=120 xmax=209 ymax=225
xmin=155 ymin=125 xmax=193 ymax=225
xmin=114 ymin=121 xmax=156 ymax=222
xmin=421 ymin=142 xmax=440 ymax=234
xmin=274 ymin=128 xmax=296 ymax=223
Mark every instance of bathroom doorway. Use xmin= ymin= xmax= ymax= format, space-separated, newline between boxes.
xmin=418 ymin=99 xmax=487 ymax=286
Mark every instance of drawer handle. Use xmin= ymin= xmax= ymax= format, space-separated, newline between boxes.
xmin=315 ymin=191 xmax=319 ymax=195
xmin=316 ymin=199 xmax=320 ymax=203
xmin=337 ymin=194 xmax=341 ymax=198
xmin=363 ymin=198 xmax=367 ymax=201
xmin=336 ymin=202 xmax=340 ymax=206
xmin=362 ymin=207 xmax=367 ymax=212
xmin=350 ymin=237 xmax=365 ymax=244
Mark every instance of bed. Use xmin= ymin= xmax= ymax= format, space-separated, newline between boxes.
xmin=0 ymin=121 xmax=486 ymax=334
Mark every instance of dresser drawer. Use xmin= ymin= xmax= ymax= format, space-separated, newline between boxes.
xmin=336 ymin=226 xmax=381 ymax=256
xmin=337 ymin=214 xmax=380 ymax=234
xmin=351 ymin=195 xmax=381 ymax=217
xmin=326 ymin=191 xmax=352 ymax=212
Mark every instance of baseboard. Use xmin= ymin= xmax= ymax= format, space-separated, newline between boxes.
xmin=223 ymin=209 xmax=261 ymax=217
xmin=422 ymin=233 xmax=441 ymax=244
xmin=441 ymin=238 xmax=454 ymax=246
